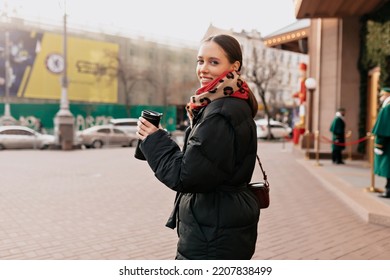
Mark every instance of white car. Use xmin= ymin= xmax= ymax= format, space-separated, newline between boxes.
xmin=108 ymin=118 xmax=138 ymax=136
xmin=255 ymin=119 xmax=292 ymax=139
xmin=0 ymin=125 xmax=55 ymax=150
xmin=75 ymin=125 xmax=138 ymax=149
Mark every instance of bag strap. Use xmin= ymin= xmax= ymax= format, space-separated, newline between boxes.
xmin=256 ymin=155 xmax=269 ymax=188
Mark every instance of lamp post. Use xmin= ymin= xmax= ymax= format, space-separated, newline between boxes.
xmin=0 ymin=7 xmax=17 ymax=125
xmin=304 ymin=77 xmax=317 ymax=133
xmin=54 ymin=0 xmax=74 ymax=150
xmin=302 ymin=77 xmax=317 ymax=158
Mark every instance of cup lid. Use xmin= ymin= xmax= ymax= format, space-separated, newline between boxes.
xmin=143 ymin=110 xmax=162 ymax=117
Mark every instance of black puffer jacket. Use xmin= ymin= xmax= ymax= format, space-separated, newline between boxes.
xmin=141 ymin=98 xmax=259 ymax=259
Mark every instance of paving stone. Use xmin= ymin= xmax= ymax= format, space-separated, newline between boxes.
xmin=0 ymin=142 xmax=389 ymax=260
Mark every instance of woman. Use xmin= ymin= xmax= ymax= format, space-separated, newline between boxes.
xmin=136 ymin=34 xmax=260 ymax=259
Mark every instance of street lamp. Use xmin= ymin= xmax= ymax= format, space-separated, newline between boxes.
xmin=305 ymin=77 xmax=317 ymax=133
xmin=305 ymin=77 xmax=317 ymax=90
xmin=0 ymin=7 xmax=17 ymax=125
xmin=54 ymin=0 xmax=74 ymax=150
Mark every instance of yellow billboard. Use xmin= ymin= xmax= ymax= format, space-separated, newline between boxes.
xmin=1 ymin=29 xmax=118 ymax=103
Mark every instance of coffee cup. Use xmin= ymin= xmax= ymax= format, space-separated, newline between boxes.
xmin=134 ymin=110 xmax=163 ymax=160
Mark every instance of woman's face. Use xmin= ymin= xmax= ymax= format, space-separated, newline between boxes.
xmin=196 ymin=41 xmax=239 ymax=87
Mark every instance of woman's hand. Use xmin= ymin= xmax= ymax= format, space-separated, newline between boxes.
xmin=136 ymin=117 xmax=160 ymax=141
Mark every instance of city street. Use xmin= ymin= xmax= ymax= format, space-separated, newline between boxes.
xmin=0 ymin=141 xmax=389 ymax=260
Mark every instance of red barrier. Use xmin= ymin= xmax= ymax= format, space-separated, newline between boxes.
xmin=320 ymin=135 xmax=368 ymax=146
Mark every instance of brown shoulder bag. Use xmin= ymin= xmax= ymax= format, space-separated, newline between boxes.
xmin=248 ymin=155 xmax=270 ymax=209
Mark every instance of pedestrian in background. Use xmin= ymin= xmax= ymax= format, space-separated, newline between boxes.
xmin=372 ymin=87 xmax=390 ymax=198
xmin=330 ymin=108 xmax=346 ymax=164
xmin=136 ymin=34 xmax=260 ymax=259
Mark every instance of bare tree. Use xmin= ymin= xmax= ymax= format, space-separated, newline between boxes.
xmin=99 ymin=47 xmax=198 ymax=128
xmin=147 ymin=50 xmax=198 ymax=128
xmin=102 ymin=49 xmax=155 ymax=116
xmin=151 ymin=50 xmax=198 ymax=106
xmin=244 ymin=46 xmax=281 ymax=139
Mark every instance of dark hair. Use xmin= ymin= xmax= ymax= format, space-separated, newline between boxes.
xmin=203 ymin=34 xmax=258 ymax=117
xmin=204 ymin=34 xmax=243 ymax=71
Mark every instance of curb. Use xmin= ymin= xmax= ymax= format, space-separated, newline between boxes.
xmin=297 ymin=158 xmax=390 ymax=227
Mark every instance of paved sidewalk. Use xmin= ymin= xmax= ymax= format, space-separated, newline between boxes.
xmin=297 ymin=154 xmax=390 ymax=227
xmin=252 ymin=141 xmax=390 ymax=260
xmin=0 ymin=142 xmax=389 ymax=260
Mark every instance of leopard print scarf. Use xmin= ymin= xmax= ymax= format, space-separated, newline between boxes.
xmin=186 ymin=70 xmax=249 ymax=125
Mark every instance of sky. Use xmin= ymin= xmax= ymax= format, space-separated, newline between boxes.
xmin=2 ymin=0 xmax=297 ymax=44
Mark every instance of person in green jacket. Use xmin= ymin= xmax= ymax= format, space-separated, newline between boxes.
xmin=372 ymin=87 xmax=390 ymax=198
xmin=330 ymin=108 xmax=346 ymax=164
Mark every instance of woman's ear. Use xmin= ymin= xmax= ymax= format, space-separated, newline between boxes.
xmin=233 ymin=61 xmax=240 ymax=71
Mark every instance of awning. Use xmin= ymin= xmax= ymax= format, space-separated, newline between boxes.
xmin=295 ymin=0 xmax=388 ymax=18
xmin=263 ymin=19 xmax=310 ymax=52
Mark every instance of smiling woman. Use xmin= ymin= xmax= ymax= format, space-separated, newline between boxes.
xmin=135 ymin=34 xmax=261 ymax=260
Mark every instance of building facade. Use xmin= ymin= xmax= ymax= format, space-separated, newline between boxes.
xmin=0 ymin=17 xmax=199 ymax=131
xmin=295 ymin=0 xmax=390 ymax=157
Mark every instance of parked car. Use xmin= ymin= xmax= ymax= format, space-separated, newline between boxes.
xmin=0 ymin=125 xmax=55 ymax=150
xmin=108 ymin=118 xmax=138 ymax=136
xmin=75 ymin=125 xmax=138 ymax=149
xmin=255 ymin=119 xmax=292 ymax=139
